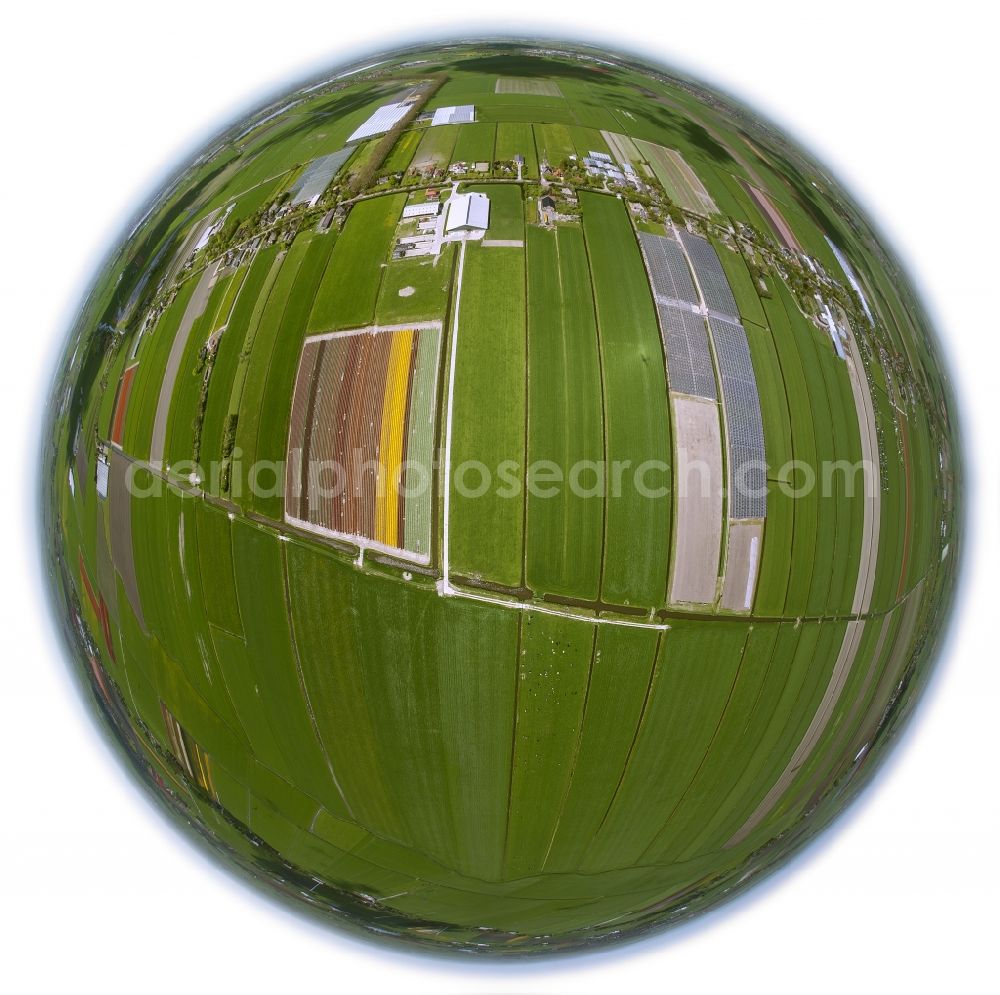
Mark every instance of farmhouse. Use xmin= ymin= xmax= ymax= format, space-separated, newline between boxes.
xmin=445 ymin=192 xmax=490 ymax=233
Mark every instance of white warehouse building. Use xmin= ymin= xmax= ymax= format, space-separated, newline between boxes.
xmin=445 ymin=192 xmax=490 ymax=233
xmin=401 ymin=202 xmax=441 ymax=219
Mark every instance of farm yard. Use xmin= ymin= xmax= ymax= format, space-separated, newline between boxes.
xmin=48 ymin=42 xmax=960 ymax=955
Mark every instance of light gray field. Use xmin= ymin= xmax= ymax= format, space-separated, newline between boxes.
xmin=669 ymin=394 xmax=723 ymax=605
xmin=495 ymin=77 xmax=562 ymax=97
xmin=601 ymin=130 xmax=642 ymax=168
xmin=720 ymin=520 xmax=763 ymax=612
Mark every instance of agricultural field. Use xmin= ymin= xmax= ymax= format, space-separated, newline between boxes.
xmin=533 ymin=122 xmax=575 ymax=164
xmin=121 ymin=277 xmax=199 ymax=460
xmin=376 ymin=244 xmax=455 ymax=325
xmin=580 ymin=191 xmax=672 ymax=609
xmin=496 ymin=77 xmax=563 ymax=97
xmin=494 ymin=121 xmax=538 ymax=175
xmin=252 ymin=231 xmax=338 ymax=520
xmin=199 ymin=245 xmax=282 ymax=475
xmin=308 ymin=193 xmax=405 ymax=331
xmin=568 ymin=126 xmax=611 ymax=158
xmin=450 ymin=123 xmax=496 ymax=165
xmin=635 ymin=139 xmax=719 ymax=215
xmin=230 ymin=234 xmax=317 ymax=499
xmin=285 ymin=323 xmax=441 ymax=561
xmin=381 ymin=129 xmax=422 ymax=174
xmin=524 ymin=226 xmax=603 ymax=601
xmin=462 ymin=183 xmax=524 ymax=241
xmin=47 ymin=42 xmax=959 ymax=955
xmin=410 ymin=124 xmax=459 ymax=171
xmin=476 ymin=100 xmax=579 ymax=125
xmin=162 ymin=268 xmax=239 ymax=467
xmin=448 ymin=241 xmax=526 ymax=589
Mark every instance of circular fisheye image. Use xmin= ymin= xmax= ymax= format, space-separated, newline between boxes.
xmin=41 ymin=40 xmax=961 ymax=955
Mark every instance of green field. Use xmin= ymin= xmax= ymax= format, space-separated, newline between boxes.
xmin=533 ymin=122 xmax=575 ymax=164
xmin=411 ymin=124 xmax=459 ymax=170
xmin=122 ymin=277 xmax=198 ymax=459
xmin=477 ymin=101 xmax=579 ymax=126
xmin=463 ymin=183 xmax=524 ymax=241
xmin=742 ymin=318 xmax=795 ymax=615
xmin=181 ymin=251 xmax=274 ymax=474
xmin=285 ymin=537 xmax=519 ymax=878
xmin=525 ymin=226 xmax=603 ymax=601
xmin=449 ymin=242 xmax=526 ymax=588
xmin=375 ymin=245 xmax=455 ymax=325
xmin=580 ymin=192 xmax=671 ymax=609
xmin=772 ymin=283 xmax=863 ymax=616
xmin=762 ymin=288 xmax=821 ymax=618
xmin=451 ymin=123 xmax=496 ymax=165
xmin=381 ymin=129 xmax=422 ymax=174
xmin=308 ymin=193 xmax=405 ymax=331
xmin=494 ymin=121 xmax=538 ymax=176
xmin=162 ymin=270 xmax=236 ymax=467
xmin=230 ymin=235 xmax=315 ymax=500
xmin=568 ymin=125 xmax=610 ymax=158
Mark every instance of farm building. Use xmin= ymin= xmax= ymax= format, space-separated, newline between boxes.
xmin=346 ymin=102 xmax=411 ymax=143
xmin=95 ymin=449 xmax=110 ymax=500
xmin=402 ymin=202 xmax=441 ymax=219
xmin=432 ymin=105 xmax=475 ymax=126
xmin=445 ymin=192 xmax=490 ymax=232
xmin=291 ymin=148 xmax=352 ymax=205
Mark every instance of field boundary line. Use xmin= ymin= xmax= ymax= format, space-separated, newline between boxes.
xmin=304 ymin=319 xmax=442 ymax=343
xmin=440 ymin=238 xmax=467 ymax=591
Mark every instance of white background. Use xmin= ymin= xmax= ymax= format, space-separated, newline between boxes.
xmin=2 ymin=2 xmax=997 ymax=990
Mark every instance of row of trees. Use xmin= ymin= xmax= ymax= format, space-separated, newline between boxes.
xmin=346 ymin=73 xmax=448 ymax=197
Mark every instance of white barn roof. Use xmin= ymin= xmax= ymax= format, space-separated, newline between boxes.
xmin=291 ymin=148 xmax=353 ymax=205
xmin=402 ymin=202 xmax=441 ymax=219
xmin=347 ymin=102 xmax=410 ymax=143
xmin=432 ymin=104 xmax=475 ymax=126
xmin=445 ymin=192 xmax=490 ymax=232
